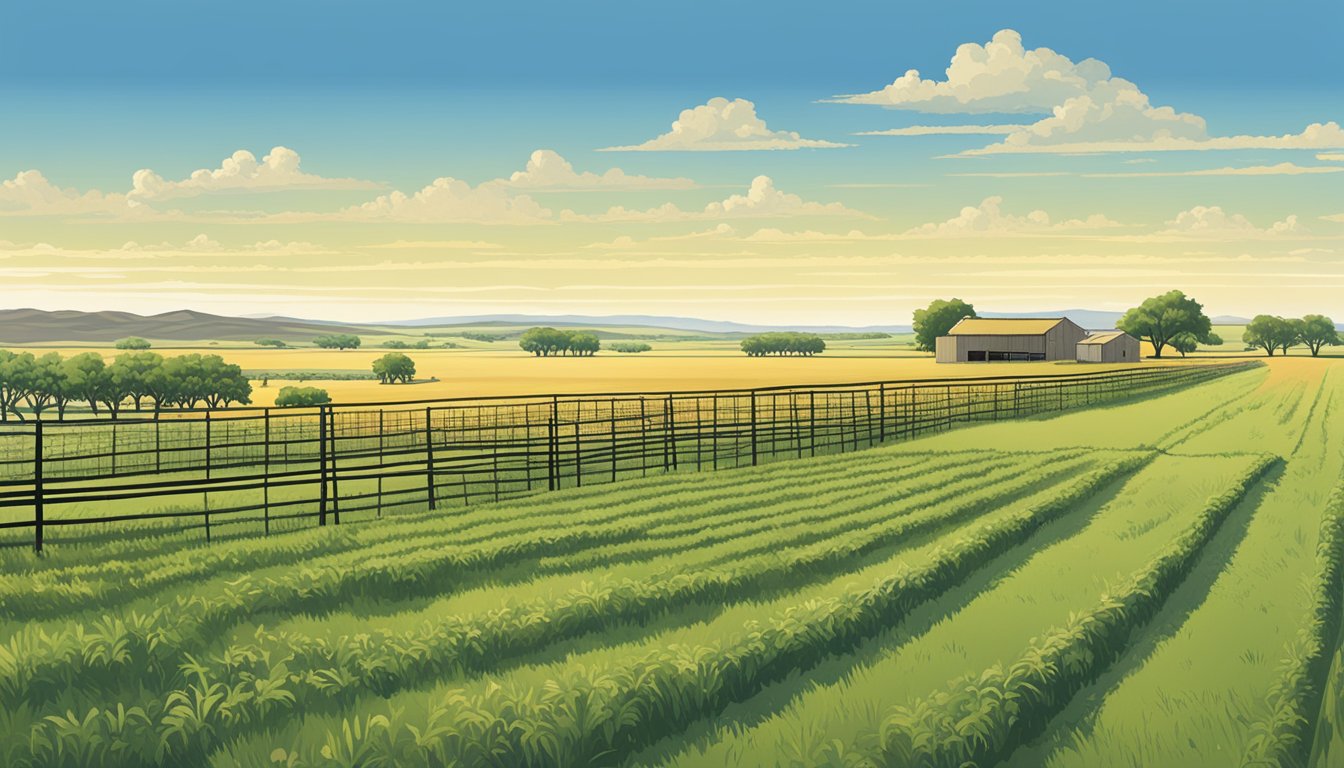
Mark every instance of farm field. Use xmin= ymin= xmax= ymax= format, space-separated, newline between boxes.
xmin=1 ymin=358 xmax=1341 ymax=767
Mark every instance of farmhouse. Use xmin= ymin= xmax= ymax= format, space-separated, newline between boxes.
xmin=935 ymin=317 xmax=1088 ymax=363
xmin=1076 ymin=330 xmax=1141 ymax=363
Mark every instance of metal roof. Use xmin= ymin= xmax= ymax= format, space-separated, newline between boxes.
xmin=947 ymin=318 xmax=1066 ymax=336
xmin=1077 ymin=331 xmax=1131 ymax=345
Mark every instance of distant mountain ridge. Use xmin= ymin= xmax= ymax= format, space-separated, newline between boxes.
xmin=0 ymin=308 xmax=366 ymax=343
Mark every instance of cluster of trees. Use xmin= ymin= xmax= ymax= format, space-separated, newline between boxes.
xmin=114 ymin=337 xmax=152 ymax=350
xmin=255 ymin=338 xmax=287 ymax=348
xmin=274 ymin=386 xmax=332 ymax=407
xmin=0 ymin=350 xmax=251 ymax=420
xmin=740 ymin=332 xmax=827 ymax=357
xmin=610 ymin=342 xmax=652 ymax=354
xmin=1116 ymin=291 xmax=1222 ymax=358
xmin=382 ymin=339 xmax=434 ymax=350
xmin=461 ymin=332 xmax=509 ymax=342
xmin=372 ymin=353 xmax=416 ymax=384
xmin=518 ymin=327 xmax=602 ymax=356
xmin=1243 ymin=314 xmax=1339 ymax=356
xmin=314 ymin=334 xmax=362 ymax=350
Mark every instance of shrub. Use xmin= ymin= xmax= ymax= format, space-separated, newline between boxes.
xmin=274 ymin=386 xmax=331 ymax=407
xmin=114 ymin=337 xmax=151 ymax=350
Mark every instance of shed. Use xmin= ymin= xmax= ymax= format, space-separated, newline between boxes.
xmin=1076 ymin=331 xmax=1141 ymax=363
xmin=935 ymin=317 xmax=1088 ymax=363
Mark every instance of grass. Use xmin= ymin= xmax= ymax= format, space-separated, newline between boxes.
xmin=2 ymin=356 xmax=1342 ymax=767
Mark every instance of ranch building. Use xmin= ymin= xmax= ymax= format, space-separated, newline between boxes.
xmin=1075 ymin=330 xmax=1142 ymax=363
xmin=935 ymin=317 xmax=1089 ymax=363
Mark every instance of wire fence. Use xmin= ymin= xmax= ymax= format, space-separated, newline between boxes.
xmin=0 ymin=361 xmax=1258 ymax=550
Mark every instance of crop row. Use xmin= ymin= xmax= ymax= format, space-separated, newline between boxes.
xmin=872 ymin=454 xmax=1278 ymax=767
xmin=202 ymin=455 xmax=1152 ymax=768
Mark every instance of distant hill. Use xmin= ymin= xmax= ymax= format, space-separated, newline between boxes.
xmin=0 ymin=308 xmax=367 ymax=343
xmin=373 ymin=314 xmax=914 ymax=334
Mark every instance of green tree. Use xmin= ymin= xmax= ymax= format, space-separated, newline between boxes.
xmin=610 ymin=342 xmax=652 ymax=353
xmin=519 ymin=327 xmax=571 ymax=356
xmin=24 ymin=352 xmax=66 ymax=418
xmin=62 ymin=352 xmax=110 ymax=416
xmin=255 ymin=338 xmax=287 ymax=348
xmin=912 ymin=299 xmax=976 ymax=353
xmin=275 ymin=386 xmax=332 ymax=407
xmin=0 ymin=351 xmax=35 ymax=421
xmin=199 ymin=355 xmax=252 ymax=408
xmin=373 ymin=353 xmax=416 ymax=384
xmin=1117 ymin=290 xmax=1213 ymax=359
xmin=1298 ymin=314 xmax=1340 ymax=357
xmin=314 ymin=334 xmax=362 ymax=350
xmin=114 ymin=337 xmax=151 ymax=350
xmin=1244 ymin=315 xmax=1293 ymax=357
xmin=567 ymin=332 xmax=601 ymax=356
xmin=739 ymin=332 xmax=827 ymax=357
xmin=108 ymin=352 xmax=164 ymax=411
xmin=1169 ymin=330 xmax=1223 ymax=358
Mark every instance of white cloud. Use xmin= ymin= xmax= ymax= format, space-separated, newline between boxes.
xmin=1319 ymin=213 xmax=1344 ymax=223
xmin=1084 ymin=162 xmax=1344 ymax=178
xmin=600 ymin=97 xmax=850 ymax=151
xmin=835 ymin=29 xmax=1344 ymax=156
xmin=1161 ymin=206 xmax=1305 ymax=237
xmin=857 ymin=125 xmax=1024 ymax=136
xmin=363 ymin=239 xmax=503 ymax=250
xmin=0 ymin=170 xmax=145 ymax=217
xmin=742 ymin=228 xmax=898 ymax=242
xmin=338 ymin=177 xmax=552 ymax=224
xmin=904 ymin=196 xmax=1120 ymax=237
xmin=503 ymin=149 xmax=695 ymax=189
xmin=567 ymin=176 xmax=869 ymax=222
xmin=130 ymin=146 xmax=380 ymax=199
xmin=831 ymin=30 xmax=1115 ymax=113
xmin=1319 ymin=153 xmax=1344 ymax=162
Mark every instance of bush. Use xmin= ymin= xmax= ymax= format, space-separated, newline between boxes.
xmin=611 ymin=342 xmax=653 ymax=354
xmin=274 ymin=386 xmax=331 ymax=407
xmin=254 ymin=338 xmax=287 ymax=348
xmin=114 ymin=337 xmax=151 ymax=350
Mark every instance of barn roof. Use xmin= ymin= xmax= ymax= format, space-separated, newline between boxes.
xmin=1077 ymin=331 xmax=1131 ymax=345
xmin=946 ymin=318 xmax=1066 ymax=336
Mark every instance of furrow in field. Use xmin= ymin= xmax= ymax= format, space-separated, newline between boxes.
xmin=1007 ymin=374 xmax=1344 ymax=768
xmin=644 ymin=452 xmax=1268 ymax=768
xmin=192 ymin=455 xmax=1150 ymax=768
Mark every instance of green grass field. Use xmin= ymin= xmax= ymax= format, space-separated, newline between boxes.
xmin=1 ymin=359 xmax=1342 ymax=767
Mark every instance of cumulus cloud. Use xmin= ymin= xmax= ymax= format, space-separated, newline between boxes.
xmin=840 ymin=30 xmax=1344 ymax=156
xmin=503 ymin=149 xmax=695 ymax=189
xmin=1323 ymin=213 xmax=1344 ymax=223
xmin=1319 ymin=153 xmax=1344 ymax=162
xmin=1161 ymin=205 xmax=1305 ymax=237
xmin=567 ymin=176 xmax=869 ymax=222
xmin=600 ymin=97 xmax=850 ymax=151
xmin=0 ymin=170 xmax=145 ymax=217
xmin=1084 ymin=162 xmax=1344 ymax=178
xmin=903 ymin=196 xmax=1120 ymax=237
xmin=831 ymin=30 xmax=1114 ymax=113
xmin=338 ymin=177 xmax=552 ymax=224
xmin=130 ymin=146 xmax=381 ymax=200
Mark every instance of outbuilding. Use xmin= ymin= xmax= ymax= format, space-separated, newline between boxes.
xmin=1075 ymin=331 xmax=1141 ymax=363
xmin=935 ymin=317 xmax=1089 ymax=363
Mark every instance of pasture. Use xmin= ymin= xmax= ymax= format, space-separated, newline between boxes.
xmin=0 ymin=358 xmax=1341 ymax=767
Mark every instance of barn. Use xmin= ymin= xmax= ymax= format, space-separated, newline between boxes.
xmin=1076 ymin=331 xmax=1141 ymax=363
xmin=935 ymin=317 xmax=1088 ymax=363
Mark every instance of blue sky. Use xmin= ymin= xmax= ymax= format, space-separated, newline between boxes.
xmin=0 ymin=1 xmax=1341 ymax=323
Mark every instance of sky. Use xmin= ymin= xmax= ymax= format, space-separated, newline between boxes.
xmin=1 ymin=0 xmax=1341 ymax=325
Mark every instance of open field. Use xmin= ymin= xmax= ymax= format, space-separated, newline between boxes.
xmin=1 ymin=357 xmax=1341 ymax=767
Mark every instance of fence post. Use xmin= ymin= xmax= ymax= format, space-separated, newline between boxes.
xmin=610 ymin=398 xmax=618 ymax=482
xmin=711 ymin=393 xmax=719 ymax=470
xmin=155 ymin=409 xmax=161 ymax=473
xmin=110 ymin=422 xmax=117 ymax=475
xmin=263 ymin=408 xmax=271 ymax=536
xmin=424 ymin=406 xmax=436 ymax=510
xmin=878 ymin=384 xmax=887 ymax=442
xmin=377 ymin=409 xmax=385 ymax=517
xmin=750 ymin=390 xmax=759 ymax=466
xmin=32 ymin=420 xmax=43 ymax=554
xmin=204 ymin=410 xmax=212 ymax=480
xmin=662 ymin=394 xmax=673 ymax=472
xmin=549 ymin=396 xmax=560 ymax=490
xmin=329 ymin=408 xmax=340 ymax=525
xmin=318 ymin=406 xmax=328 ymax=526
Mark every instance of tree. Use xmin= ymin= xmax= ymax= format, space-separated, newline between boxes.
xmin=255 ymin=338 xmax=287 ymax=348
xmin=114 ymin=337 xmax=151 ymax=350
xmin=739 ymin=332 xmax=827 ymax=356
xmin=275 ymin=386 xmax=332 ymax=407
xmin=24 ymin=353 xmax=66 ymax=418
xmin=611 ymin=342 xmax=652 ymax=353
xmin=199 ymin=356 xmax=252 ymax=408
xmin=567 ymin=332 xmax=601 ymax=356
xmin=519 ymin=327 xmax=572 ymax=357
xmin=62 ymin=352 xmax=110 ymax=416
xmin=1244 ymin=315 xmax=1296 ymax=357
xmin=1280 ymin=318 xmax=1305 ymax=355
xmin=314 ymin=334 xmax=361 ymax=350
xmin=1298 ymin=314 xmax=1340 ymax=357
xmin=108 ymin=352 xmax=163 ymax=411
xmin=1117 ymin=290 xmax=1213 ymax=359
xmin=373 ymin=353 xmax=416 ymax=384
xmin=0 ymin=351 xmax=35 ymax=421
xmin=912 ymin=299 xmax=976 ymax=353
xmin=1169 ymin=330 xmax=1223 ymax=358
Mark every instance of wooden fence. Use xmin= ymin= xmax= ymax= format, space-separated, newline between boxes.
xmin=0 ymin=362 xmax=1258 ymax=550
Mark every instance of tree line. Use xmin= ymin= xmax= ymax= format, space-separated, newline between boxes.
xmin=1243 ymin=314 xmax=1339 ymax=356
xmin=740 ymin=332 xmax=826 ymax=357
xmin=0 ymin=350 xmax=251 ymax=420
xmin=518 ymin=327 xmax=601 ymax=356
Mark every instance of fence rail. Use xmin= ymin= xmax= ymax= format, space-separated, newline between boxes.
xmin=0 ymin=362 xmax=1259 ymax=550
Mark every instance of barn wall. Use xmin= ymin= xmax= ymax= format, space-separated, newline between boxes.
xmin=1043 ymin=320 xmax=1089 ymax=360
xmin=1100 ymin=335 xmax=1141 ymax=362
